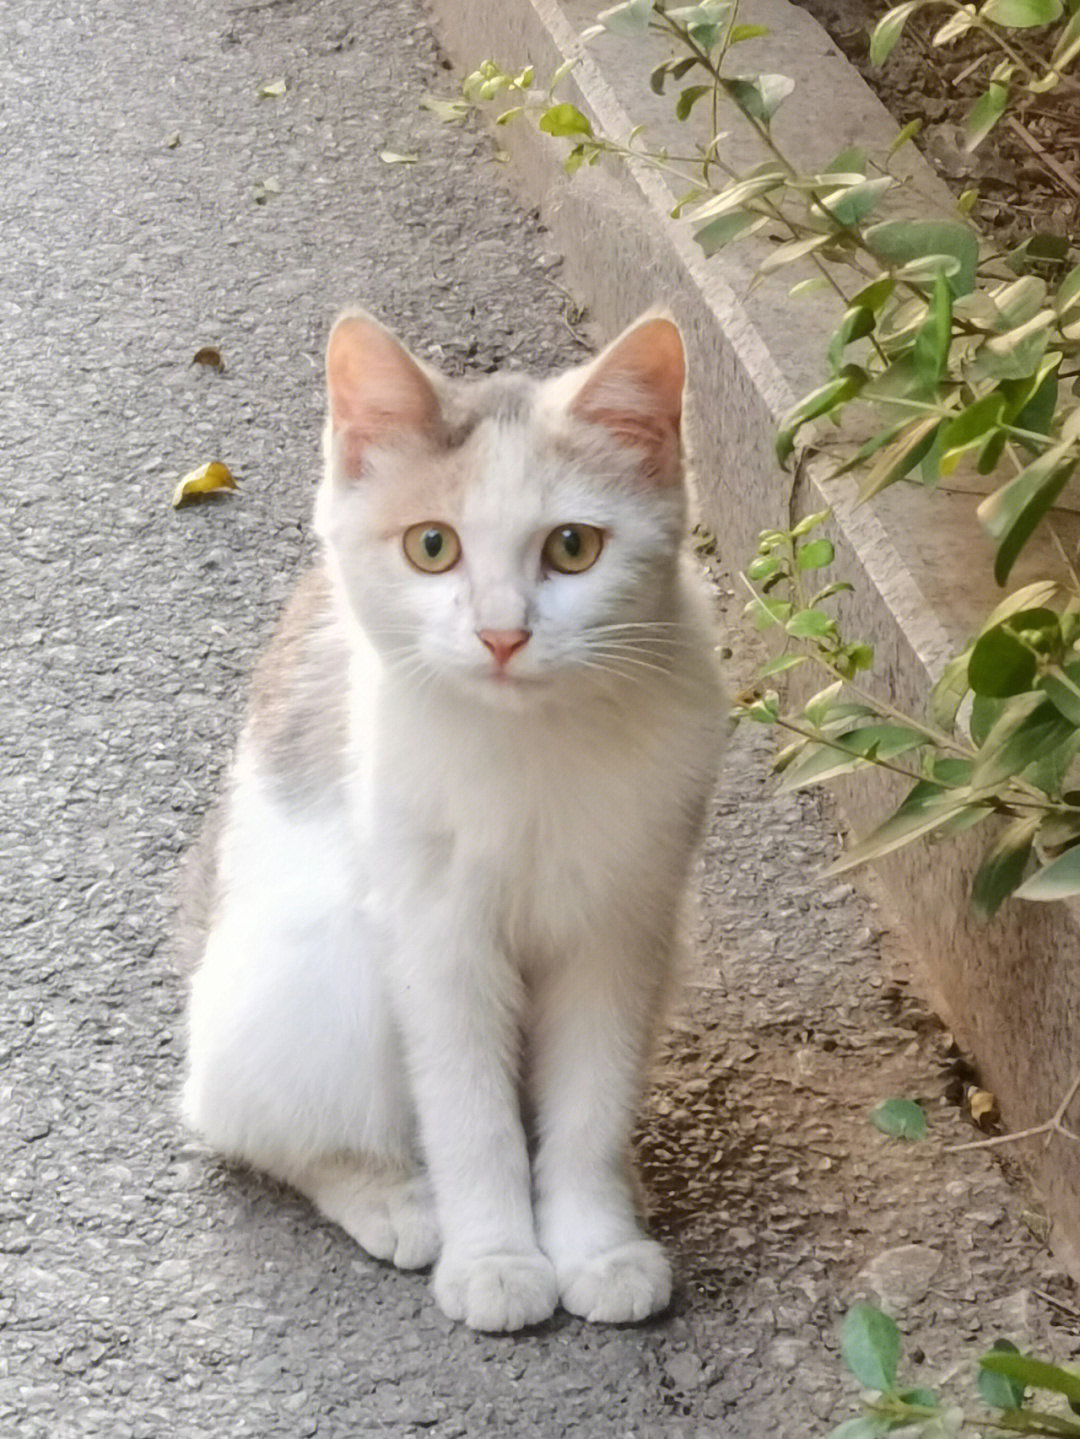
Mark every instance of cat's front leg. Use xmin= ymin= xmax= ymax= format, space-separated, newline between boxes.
xmin=532 ymin=930 xmax=673 ymax=1324
xmin=388 ymin=889 xmax=558 ymax=1332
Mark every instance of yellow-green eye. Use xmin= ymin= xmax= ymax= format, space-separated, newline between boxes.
xmin=403 ymin=522 xmax=461 ymax=574
xmin=542 ymin=524 xmax=604 ymax=575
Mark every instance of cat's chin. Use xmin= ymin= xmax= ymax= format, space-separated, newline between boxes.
xmin=453 ymin=669 xmax=554 ymax=709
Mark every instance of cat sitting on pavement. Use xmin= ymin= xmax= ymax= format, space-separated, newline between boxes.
xmin=180 ymin=309 xmax=724 ymax=1331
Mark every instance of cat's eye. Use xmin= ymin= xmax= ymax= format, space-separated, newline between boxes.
xmin=402 ymin=523 xmax=461 ymax=574
xmin=542 ymin=524 xmax=604 ymax=575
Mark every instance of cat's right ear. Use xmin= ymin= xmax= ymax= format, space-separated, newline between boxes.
xmin=326 ymin=312 xmax=443 ymax=477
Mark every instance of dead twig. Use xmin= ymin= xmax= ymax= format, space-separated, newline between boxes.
xmin=946 ymin=1064 xmax=1080 ymax=1153
xmin=1005 ymin=114 xmax=1080 ymax=202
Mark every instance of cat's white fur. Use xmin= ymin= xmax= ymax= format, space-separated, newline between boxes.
xmin=182 ymin=311 xmax=724 ymax=1331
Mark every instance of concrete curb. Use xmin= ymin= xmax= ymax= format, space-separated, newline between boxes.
xmin=426 ymin=0 xmax=1080 ymax=1266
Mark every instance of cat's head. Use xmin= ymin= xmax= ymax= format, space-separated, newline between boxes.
xmin=314 ymin=309 xmax=692 ymax=706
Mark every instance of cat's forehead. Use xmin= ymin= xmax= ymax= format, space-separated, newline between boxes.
xmin=442 ymin=371 xmax=537 ymax=435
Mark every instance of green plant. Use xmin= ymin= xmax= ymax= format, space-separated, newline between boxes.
xmin=832 ymin=1300 xmax=1080 ymax=1436
xmin=456 ymin=0 xmax=1080 ymax=908
xmin=737 ymin=509 xmax=1080 ymax=914
xmin=869 ymin=0 xmax=1080 ymax=151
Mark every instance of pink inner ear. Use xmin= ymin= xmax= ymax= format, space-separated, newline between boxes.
xmin=326 ymin=314 xmax=442 ymax=473
xmin=570 ymin=316 xmax=685 ymax=484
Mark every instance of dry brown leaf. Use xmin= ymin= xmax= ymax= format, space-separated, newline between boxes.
xmin=191 ymin=346 xmax=225 ymax=372
xmin=172 ymin=461 xmax=237 ymax=509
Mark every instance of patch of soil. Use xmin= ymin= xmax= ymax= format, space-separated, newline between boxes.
xmin=795 ymin=0 xmax=1080 ymax=251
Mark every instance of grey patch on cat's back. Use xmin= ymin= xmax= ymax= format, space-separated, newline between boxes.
xmin=247 ymin=566 xmax=351 ymax=808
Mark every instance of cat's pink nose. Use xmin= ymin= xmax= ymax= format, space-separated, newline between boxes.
xmin=477 ymin=628 xmax=531 ymax=668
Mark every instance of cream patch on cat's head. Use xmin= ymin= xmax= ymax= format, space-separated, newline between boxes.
xmin=315 ymin=310 xmax=692 ymax=706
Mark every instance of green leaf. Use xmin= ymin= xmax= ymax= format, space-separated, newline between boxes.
xmin=869 ymin=1097 xmax=928 ymax=1139
xmin=931 ymin=651 xmax=974 ymax=729
xmin=820 ymin=176 xmax=894 ymax=227
xmin=1040 ymin=665 xmax=1080 ymax=726
xmin=786 ymin=608 xmax=835 ymax=638
xmin=825 ymin=1419 xmax=890 ymax=1439
xmin=965 ymin=78 xmax=1010 ymax=150
xmin=977 ymin=1341 xmax=1025 ymax=1410
xmin=803 ymin=679 xmax=845 ymax=725
xmin=776 ymin=367 xmax=866 ymax=464
xmin=981 ymin=0 xmax=1062 ymax=24
xmin=539 ymin=103 xmax=593 ymax=137
xmin=971 ymin=692 xmax=1074 ymax=789
xmin=935 ymin=6 xmax=979 ymax=42
xmin=939 ymin=392 xmax=1006 ymax=474
xmin=841 ymin=1303 xmax=901 ymax=1391
xmin=747 ymin=553 xmax=782 ymax=580
xmin=1012 ymin=363 xmax=1060 ymax=447
xmin=746 ymin=596 xmax=793 ymax=629
xmin=912 ymin=275 xmax=953 ymax=390
xmin=758 ymin=652 xmax=807 ymax=677
xmin=693 ymin=210 xmax=767 ymax=257
xmin=898 ymin=1387 xmax=940 ymax=1407
xmin=1015 ymin=844 xmax=1080 ymax=900
xmin=596 ymin=0 xmax=655 ymax=34
xmin=1052 ymin=7 xmax=1080 ymax=66
xmin=729 ymin=22 xmax=771 ymax=40
xmin=870 ymin=0 xmax=923 ymax=63
xmin=977 ymin=444 xmax=1078 ymax=585
xmin=797 ymin=539 xmax=835 ymax=569
xmin=832 ymin=780 xmax=982 ymax=872
xmin=971 ymin=817 xmax=1039 ymax=919
xmin=968 ymin=622 xmax=1039 ymax=697
xmin=675 ymin=84 xmax=712 ymax=119
xmin=888 ymin=118 xmax=923 ymax=156
xmin=827 ymin=305 xmax=876 ymax=370
xmin=980 ymin=1350 xmax=1080 ymax=1403
xmin=857 ymin=415 xmax=942 ymax=501
xmin=689 ymin=165 xmax=786 ymax=220
xmin=791 ymin=507 xmax=833 ymax=537
xmin=722 ymin=73 xmax=795 ymax=124
xmin=852 ymin=276 xmax=896 ymax=313
xmin=866 ymin=219 xmax=979 ymax=297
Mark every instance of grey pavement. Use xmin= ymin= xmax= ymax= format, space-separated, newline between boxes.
xmin=1 ymin=1 xmax=1069 ymax=1436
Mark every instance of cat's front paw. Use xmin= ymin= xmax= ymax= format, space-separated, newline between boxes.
xmin=433 ymin=1250 xmax=558 ymax=1332
xmin=558 ymin=1239 xmax=671 ymax=1324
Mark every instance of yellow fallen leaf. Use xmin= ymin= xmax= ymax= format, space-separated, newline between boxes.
xmin=172 ymin=462 xmax=237 ymax=508
xmin=253 ymin=176 xmax=282 ymax=204
xmin=378 ymin=150 xmax=420 ymax=165
xmin=257 ymin=77 xmax=287 ymax=98
xmin=191 ymin=346 xmax=225 ymax=371
xmin=968 ymin=1088 xmax=1000 ymax=1130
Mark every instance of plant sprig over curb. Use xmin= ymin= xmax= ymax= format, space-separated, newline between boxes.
xmin=455 ymin=0 xmax=1080 ymax=910
xmin=831 ymin=1300 xmax=1080 ymax=1436
xmin=738 ymin=509 xmax=1080 ymax=914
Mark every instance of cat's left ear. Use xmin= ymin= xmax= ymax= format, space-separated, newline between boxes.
xmin=569 ymin=314 xmax=685 ymax=486
xmin=326 ymin=311 xmax=444 ymax=478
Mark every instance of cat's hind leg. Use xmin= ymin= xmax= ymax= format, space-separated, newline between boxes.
xmin=290 ymin=1159 xmax=440 ymax=1270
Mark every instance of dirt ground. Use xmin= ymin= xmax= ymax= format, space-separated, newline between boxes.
xmin=794 ymin=0 xmax=1080 ymax=250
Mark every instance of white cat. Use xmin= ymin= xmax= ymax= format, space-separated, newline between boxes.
xmin=180 ymin=310 xmax=724 ymax=1331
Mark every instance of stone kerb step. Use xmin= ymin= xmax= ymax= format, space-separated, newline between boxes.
xmin=426 ymin=0 xmax=1080 ymax=1272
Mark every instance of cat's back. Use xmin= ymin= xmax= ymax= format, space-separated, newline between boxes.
xmin=246 ymin=564 xmax=351 ymax=807
xmin=176 ymin=566 xmax=352 ymax=970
